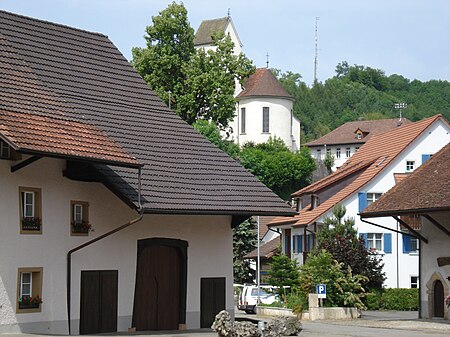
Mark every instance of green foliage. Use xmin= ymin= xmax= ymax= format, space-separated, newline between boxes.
xmin=298 ymin=250 xmax=368 ymax=309
xmin=240 ymin=139 xmax=316 ymax=200
xmin=233 ymin=218 xmax=257 ymax=284
xmin=267 ymin=254 xmax=301 ymax=298
xmin=132 ymin=2 xmax=254 ymax=130
xmin=317 ymin=205 xmax=386 ymax=289
xmin=275 ymin=63 xmax=450 ymax=143
xmin=286 ymin=291 xmax=308 ymax=314
xmin=323 ymin=152 xmax=335 ymax=171
xmin=193 ymin=120 xmax=240 ymax=159
xmin=365 ymin=288 xmax=419 ymax=311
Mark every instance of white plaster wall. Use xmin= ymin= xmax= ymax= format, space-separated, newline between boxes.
xmin=306 ymin=120 xmax=450 ymax=288
xmin=235 ymin=97 xmax=297 ymax=150
xmin=420 ymin=212 xmax=450 ymax=319
xmin=309 ymin=144 xmax=361 ymax=171
xmin=0 ymin=157 xmax=234 ymax=334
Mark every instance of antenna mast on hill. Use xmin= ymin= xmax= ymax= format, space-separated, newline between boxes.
xmin=313 ymin=17 xmax=319 ymax=85
xmin=266 ymin=51 xmax=269 ymax=68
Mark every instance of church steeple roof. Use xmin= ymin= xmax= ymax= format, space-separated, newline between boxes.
xmin=237 ymin=68 xmax=294 ymax=100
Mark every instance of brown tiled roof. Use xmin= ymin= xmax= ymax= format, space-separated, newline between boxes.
xmin=305 ymin=118 xmax=411 ymax=147
xmin=0 ymin=10 xmax=296 ymax=216
xmin=244 ymin=237 xmax=280 ymax=259
xmin=194 ymin=17 xmax=229 ymax=46
xmin=258 ymin=216 xmax=279 ymax=238
xmin=270 ymin=115 xmax=447 ymax=226
xmin=361 ymin=142 xmax=450 ymax=217
xmin=236 ymin=68 xmax=293 ymax=100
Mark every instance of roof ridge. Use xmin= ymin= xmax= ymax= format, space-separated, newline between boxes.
xmin=0 ymin=10 xmax=107 ymax=38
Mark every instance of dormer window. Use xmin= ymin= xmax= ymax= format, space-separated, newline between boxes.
xmin=0 ymin=140 xmax=11 ymax=159
xmin=356 ymin=133 xmax=362 ymax=140
xmin=406 ymin=160 xmax=415 ymax=171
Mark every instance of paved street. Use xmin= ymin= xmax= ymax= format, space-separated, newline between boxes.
xmin=1 ymin=311 xmax=449 ymax=337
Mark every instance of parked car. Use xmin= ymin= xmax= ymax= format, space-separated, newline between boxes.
xmin=237 ymin=285 xmax=277 ymax=314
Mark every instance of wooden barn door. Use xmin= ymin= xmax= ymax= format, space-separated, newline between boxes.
xmin=80 ymin=270 xmax=118 ymax=335
xmin=200 ymin=277 xmax=225 ymax=328
xmin=133 ymin=242 xmax=183 ymax=331
xmin=434 ymin=280 xmax=444 ymax=317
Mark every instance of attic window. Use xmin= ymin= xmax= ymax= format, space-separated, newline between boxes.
xmin=0 ymin=140 xmax=11 ymax=159
xmin=356 ymin=133 xmax=362 ymax=140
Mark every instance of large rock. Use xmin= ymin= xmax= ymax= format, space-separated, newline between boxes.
xmin=211 ymin=310 xmax=302 ymax=337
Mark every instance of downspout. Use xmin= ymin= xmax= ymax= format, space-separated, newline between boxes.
xmin=66 ymin=166 xmax=144 ymax=335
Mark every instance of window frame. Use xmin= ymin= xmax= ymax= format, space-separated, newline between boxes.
xmin=406 ymin=160 xmax=415 ymax=172
xmin=19 ymin=187 xmax=42 ymax=234
xmin=0 ymin=140 xmax=11 ymax=159
xmin=336 ymin=148 xmax=341 ymax=158
xmin=16 ymin=267 xmax=43 ymax=313
xmin=410 ymin=276 xmax=419 ymax=289
xmin=345 ymin=147 xmax=351 ymax=158
xmin=366 ymin=192 xmax=382 ymax=206
xmin=70 ymin=201 xmax=90 ymax=236
xmin=410 ymin=237 xmax=419 ymax=253
xmin=240 ymin=107 xmax=246 ymax=134
xmin=367 ymin=233 xmax=383 ymax=251
xmin=262 ymin=107 xmax=270 ymax=133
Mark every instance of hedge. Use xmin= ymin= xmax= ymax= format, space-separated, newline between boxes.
xmin=365 ymin=288 xmax=418 ymax=310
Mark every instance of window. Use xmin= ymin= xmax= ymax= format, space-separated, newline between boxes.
xmin=19 ymin=187 xmax=42 ymax=234
xmin=262 ymin=107 xmax=270 ymax=133
xmin=316 ymin=149 xmax=321 ymax=159
xmin=17 ymin=267 xmax=43 ymax=313
xmin=336 ymin=148 xmax=341 ymax=158
xmin=346 ymin=147 xmax=351 ymax=158
xmin=406 ymin=160 xmax=415 ymax=171
xmin=0 ymin=140 xmax=11 ymax=159
xmin=326 ymin=148 xmax=331 ymax=155
xmin=355 ymin=147 xmax=360 ymax=152
xmin=356 ymin=133 xmax=362 ymax=140
xmin=70 ymin=201 xmax=90 ymax=235
xmin=240 ymin=107 xmax=246 ymax=134
xmin=410 ymin=276 xmax=419 ymax=289
xmin=367 ymin=233 xmax=383 ymax=251
xmin=366 ymin=193 xmax=382 ymax=206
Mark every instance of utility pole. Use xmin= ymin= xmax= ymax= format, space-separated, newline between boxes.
xmin=313 ymin=17 xmax=319 ymax=85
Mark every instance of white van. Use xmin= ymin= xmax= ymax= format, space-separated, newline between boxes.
xmin=237 ymin=285 xmax=277 ymax=314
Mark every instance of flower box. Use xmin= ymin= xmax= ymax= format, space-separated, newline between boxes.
xmin=71 ymin=221 xmax=93 ymax=234
xmin=21 ymin=217 xmax=41 ymax=231
xmin=18 ymin=295 xmax=42 ymax=309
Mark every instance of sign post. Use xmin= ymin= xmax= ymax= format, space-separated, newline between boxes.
xmin=317 ymin=284 xmax=326 ymax=307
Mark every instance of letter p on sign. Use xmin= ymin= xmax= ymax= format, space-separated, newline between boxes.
xmin=317 ymin=284 xmax=326 ymax=299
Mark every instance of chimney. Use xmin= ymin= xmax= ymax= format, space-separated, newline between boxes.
xmin=296 ymin=197 xmax=303 ymax=212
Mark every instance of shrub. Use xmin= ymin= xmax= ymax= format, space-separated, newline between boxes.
xmin=364 ymin=288 xmax=418 ymax=310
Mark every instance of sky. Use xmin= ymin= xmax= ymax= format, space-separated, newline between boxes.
xmin=1 ymin=0 xmax=449 ymax=86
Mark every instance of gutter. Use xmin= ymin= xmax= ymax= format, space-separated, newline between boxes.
xmin=66 ymin=167 xmax=143 ymax=334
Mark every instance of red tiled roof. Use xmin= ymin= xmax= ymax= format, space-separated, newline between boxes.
xmin=244 ymin=237 xmax=280 ymax=259
xmin=393 ymin=173 xmax=410 ymax=184
xmin=237 ymin=68 xmax=293 ymax=100
xmin=0 ymin=110 xmax=139 ymax=166
xmin=270 ymin=115 xmax=447 ymax=227
xmin=305 ymin=118 xmax=411 ymax=147
xmin=361 ymin=142 xmax=450 ymax=217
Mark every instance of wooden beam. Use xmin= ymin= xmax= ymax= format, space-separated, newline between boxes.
xmin=394 ymin=216 xmax=428 ymax=244
xmin=423 ymin=214 xmax=450 ymax=237
xmin=437 ymin=257 xmax=450 ymax=267
xmin=10 ymin=156 xmax=42 ymax=173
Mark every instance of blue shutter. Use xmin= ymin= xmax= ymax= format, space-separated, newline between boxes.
xmin=422 ymin=154 xmax=431 ymax=164
xmin=358 ymin=192 xmax=367 ymax=212
xmin=384 ymin=233 xmax=392 ymax=253
xmin=402 ymin=234 xmax=411 ymax=253
xmin=360 ymin=233 xmax=368 ymax=249
xmin=298 ymin=235 xmax=303 ymax=252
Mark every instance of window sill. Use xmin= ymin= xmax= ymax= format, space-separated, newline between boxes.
xmin=261 ymin=132 xmax=271 ymax=135
xmin=20 ymin=228 xmax=42 ymax=235
xmin=16 ymin=306 xmax=41 ymax=314
xmin=409 ymin=251 xmax=419 ymax=256
xmin=71 ymin=231 xmax=89 ymax=237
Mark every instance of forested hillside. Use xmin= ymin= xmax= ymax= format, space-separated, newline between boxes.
xmin=274 ymin=62 xmax=450 ymax=143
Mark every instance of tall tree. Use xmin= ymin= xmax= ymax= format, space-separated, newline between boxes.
xmin=132 ymin=2 xmax=255 ymax=130
xmin=132 ymin=1 xmax=194 ymax=110
xmin=233 ymin=218 xmax=257 ymax=284
xmin=316 ymin=205 xmax=386 ymax=289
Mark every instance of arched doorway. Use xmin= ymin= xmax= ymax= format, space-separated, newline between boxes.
xmin=433 ymin=280 xmax=444 ymax=318
xmin=132 ymin=238 xmax=187 ymax=331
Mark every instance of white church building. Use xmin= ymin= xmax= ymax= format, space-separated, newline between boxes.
xmin=194 ymin=16 xmax=300 ymax=151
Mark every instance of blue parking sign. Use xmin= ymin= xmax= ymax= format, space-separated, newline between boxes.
xmin=317 ymin=284 xmax=326 ymax=299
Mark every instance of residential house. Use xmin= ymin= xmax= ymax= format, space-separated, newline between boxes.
xmin=0 ymin=10 xmax=296 ymax=335
xmin=306 ymin=118 xmax=411 ymax=170
xmin=270 ymin=115 xmax=449 ymax=288
xmin=360 ymin=143 xmax=450 ymax=320
xmin=194 ymin=17 xmax=300 ymax=150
